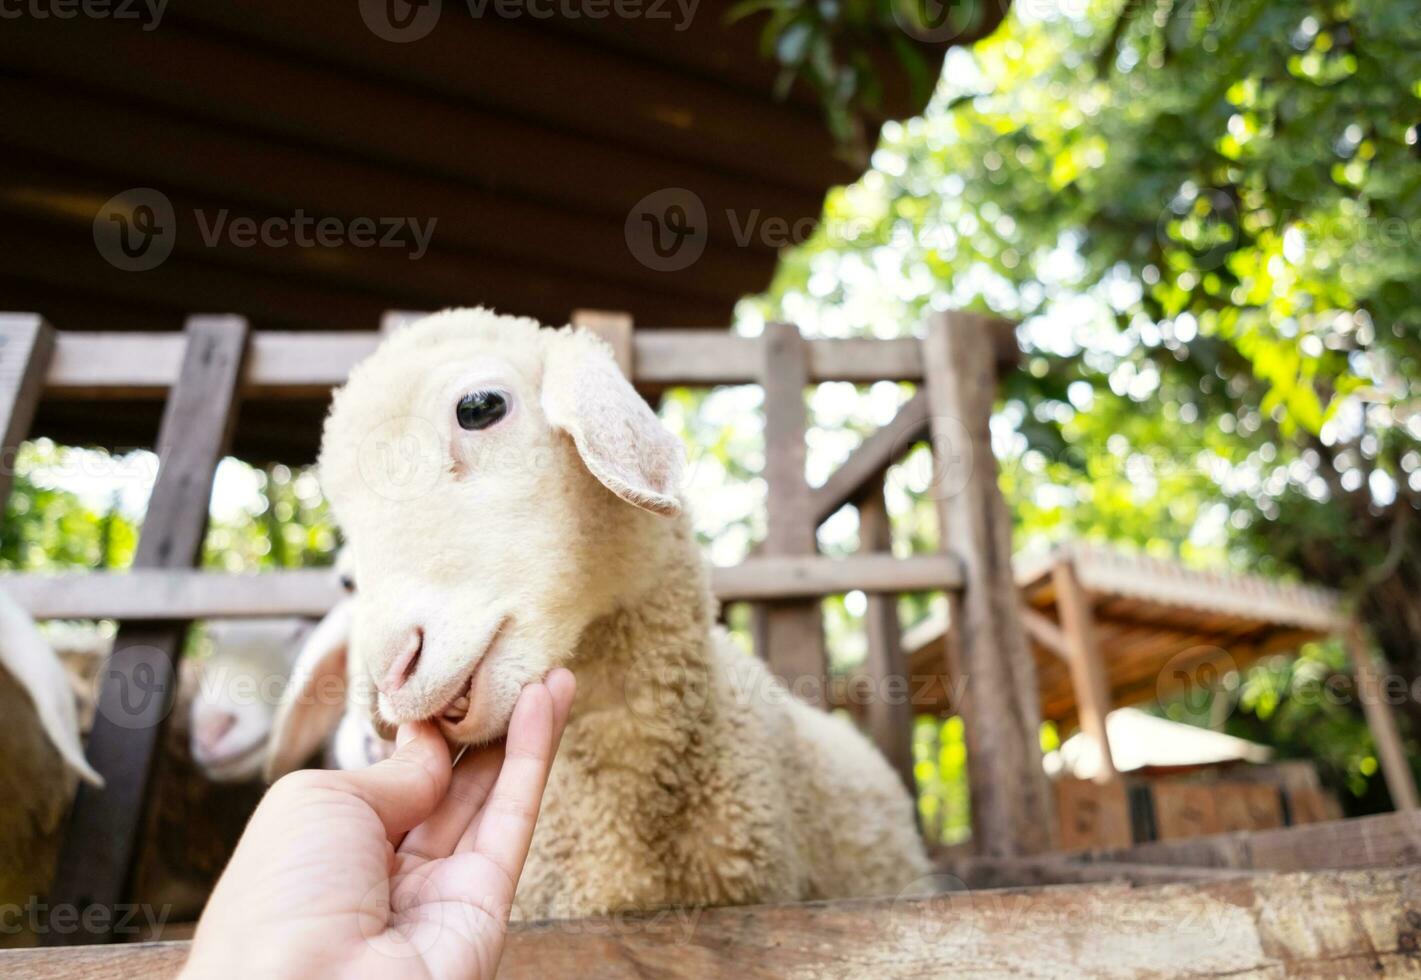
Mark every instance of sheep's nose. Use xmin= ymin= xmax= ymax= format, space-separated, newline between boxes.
xmin=378 ymin=628 xmax=424 ymax=694
xmin=194 ymin=710 xmax=236 ymax=755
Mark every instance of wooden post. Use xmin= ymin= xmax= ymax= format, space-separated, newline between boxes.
xmin=1052 ymin=558 xmax=1118 ymax=783
xmin=922 ymin=311 xmax=1053 ymax=857
xmin=46 ymin=316 xmax=249 ymax=944
xmin=858 ymin=480 xmax=916 ymax=796
xmin=753 ymin=323 xmax=827 ymax=707
xmin=1346 ymin=620 xmax=1419 ymax=812
xmin=0 ymin=314 xmax=55 ymax=514
xmin=571 ymin=309 xmax=634 ymax=378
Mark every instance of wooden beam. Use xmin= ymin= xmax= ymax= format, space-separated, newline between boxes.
xmin=923 ymin=311 xmax=1053 ymax=857
xmin=1080 ymin=809 xmax=1421 ymax=874
xmin=753 ymin=324 xmax=827 ymax=706
xmin=808 ymin=390 xmax=930 ymax=525
xmin=857 ymin=482 xmax=916 ymax=797
xmin=948 ymin=855 xmax=1254 ymax=889
xmin=28 ymin=324 xmax=1021 ymax=399
xmin=0 ymin=556 xmax=965 ymax=620
xmin=1346 ymin=620 xmax=1420 ymax=812
xmin=0 ymin=313 xmax=55 ymax=510
xmin=571 ymin=309 xmax=634 ymax=377
xmin=1019 ymin=604 xmax=1068 ymax=659
xmin=1052 ymin=559 xmax=1118 ymax=783
xmin=10 ymin=866 xmax=1421 ymax=977
xmin=46 ymin=317 xmax=249 ymax=945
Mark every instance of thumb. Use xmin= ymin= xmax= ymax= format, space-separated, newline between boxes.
xmin=336 ymin=721 xmax=451 ymax=842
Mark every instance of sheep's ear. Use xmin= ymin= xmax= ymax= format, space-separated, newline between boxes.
xmin=541 ymin=332 xmax=684 ymax=517
xmin=264 ymin=600 xmax=352 ymax=782
xmin=0 ymin=588 xmax=103 ymax=786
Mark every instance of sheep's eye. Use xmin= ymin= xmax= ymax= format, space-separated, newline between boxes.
xmin=456 ymin=390 xmax=508 ymax=431
xmin=339 ymin=574 xmax=356 ymax=593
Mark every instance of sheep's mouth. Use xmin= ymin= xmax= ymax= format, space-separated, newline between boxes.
xmin=439 ymin=666 xmax=479 ymax=724
xmin=434 ymin=619 xmax=508 ymax=729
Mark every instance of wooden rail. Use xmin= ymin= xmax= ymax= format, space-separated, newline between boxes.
xmin=5 ymin=862 xmax=1418 ymax=978
xmin=0 ymin=555 xmax=965 ymax=621
xmin=41 ymin=326 xmax=1017 ymax=399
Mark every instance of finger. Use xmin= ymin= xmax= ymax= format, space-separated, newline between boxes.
xmin=457 ymin=681 xmax=564 ymax=890
xmin=544 ymin=667 xmax=576 ymax=732
xmin=336 ymin=720 xmax=451 ymax=843
xmin=398 ymin=739 xmax=505 ymax=863
xmin=449 ymin=669 xmax=577 ymax=853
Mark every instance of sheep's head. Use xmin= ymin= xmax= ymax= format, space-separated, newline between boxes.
xmin=190 ymin=618 xmax=310 ymax=782
xmin=318 ymin=309 xmax=684 ymax=745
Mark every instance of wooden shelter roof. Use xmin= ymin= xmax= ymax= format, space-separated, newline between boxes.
xmin=0 ymin=0 xmax=1010 ymax=461
xmin=901 ymin=542 xmax=1348 ymax=730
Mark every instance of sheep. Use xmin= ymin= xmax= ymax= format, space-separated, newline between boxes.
xmin=302 ymin=307 xmax=930 ymax=919
xmin=188 ymin=544 xmax=390 ymax=783
xmin=0 ymin=587 xmax=101 ymax=948
xmin=186 ymin=618 xmax=314 ymax=782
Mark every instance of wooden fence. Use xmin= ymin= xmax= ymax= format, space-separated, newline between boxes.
xmin=0 ymin=308 xmax=1052 ymax=944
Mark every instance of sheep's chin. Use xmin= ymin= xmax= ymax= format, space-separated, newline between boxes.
xmin=435 ymin=663 xmax=516 ymax=746
xmin=432 ymin=628 xmax=519 ymax=745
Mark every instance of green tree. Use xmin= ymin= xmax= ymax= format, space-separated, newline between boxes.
xmin=747 ymin=0 xmax=1421 ymax=811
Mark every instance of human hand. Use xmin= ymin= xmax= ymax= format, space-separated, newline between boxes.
xmin=183 ymin=669 xmax=576 ymax=979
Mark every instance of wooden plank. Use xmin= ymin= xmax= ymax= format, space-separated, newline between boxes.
xmin=378 ymin=310 xmax=426 ymax=335
xmin=717 ymin=555 xmax=963 ymax=603
xmin=1213 ymin=783 xmax=1285 ymax=834
xmin=1019 ymin=605 xmax=1068 ymax=659
xmin=0 ymin=569 xmax=345 ymax=620
xmin=0 ymin=14 xmax=823 ymax=239
xmin=857 ymin=482 xmax=916 ymax=796
xmin=1347 ymin=620 xmax=1420 ymax=812
xmin=10 ymin=866 xmax=1421 ymax=978
xmin=1288 ymin=787 xmax=1344 ymax=825
xmin=922 ymin=311 xmax=1053 ymax=857
xmin=0 ymin=313 xmax=55 ymax=509
xmin=753 ymin=324 xmax=827 ymax=706
xmin=1055 ymin=777 xmax=1133 ymax=852
xmin=1080 ymin=809 xmax=1421 ymax=873
xmin=0 ymin=555 xmax=965 ymax=620
xmin=808 ymin=390 xmax=930 ymax=526
xmin=0 ymin=79 xmax=764 ymax=306
xmin=1052 ymin=559 xmax=1118 ymax=782
xmin=571 ymin=309 xmax=634 ymax=377
xmin=948 ymin=855 xmax=1253 ymax=889
xmin=1151 ymin=782 xmax=1223 ymax=841
xmin=32 ymin=327 xmax=1020 ymax=398
xmin=45 ymin=316 xmax=249 ymax=945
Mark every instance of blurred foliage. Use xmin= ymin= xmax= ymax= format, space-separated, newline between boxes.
xmin=1 ymin=441 xmax=338 ymax=576
xmin=747 ymin=0 xmax=1421 ymax=838
xmin=733 ymin=0 xmax=1005 ymax=151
